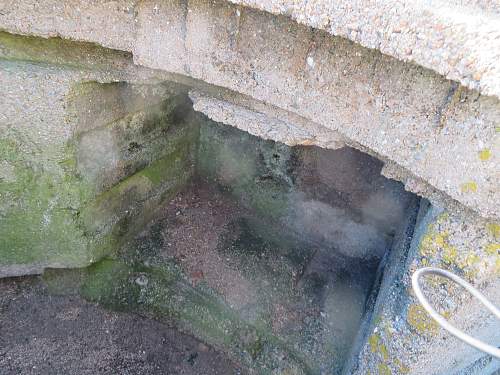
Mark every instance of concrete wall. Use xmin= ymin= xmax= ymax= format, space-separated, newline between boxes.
xmin=0 ymin=33 xmax=198 ymax=276
xmin=0 ymin=0 xmax=499 ymax=222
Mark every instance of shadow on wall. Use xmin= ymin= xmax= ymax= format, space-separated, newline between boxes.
xmin=198 ymin=121 xmax=414 ymax=262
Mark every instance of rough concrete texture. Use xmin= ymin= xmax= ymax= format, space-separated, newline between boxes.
xmin=39 ymin=170 xmax=409 ymax=375
xmin=150 ymin=184 xmax=376 ymax=374
xmin=198 ymin=119 xmax=414 ymax=260
xmin=228 ymin=0 xmax=500 ymax=100
xmin=0 ymin=0 xmax=137 ymax=52
xmin=135 ymin=0 xmax=500 ymax=222
xmin=190 ymin=89 xmax=345 ymax=149
xmin=348 ymin=204 xmax=500 ymax=375
xmin=5 ymin=0 xmax=500 ymax=101
xmin=0 ymin=1 xmax=499 ymax=374
xmin=0 ymin=0 xmax=499 ymax=221
xmin=0 ymin=34 xmax=199 ymax=277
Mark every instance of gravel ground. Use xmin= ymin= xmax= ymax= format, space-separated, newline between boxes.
xmin=0 ymin=276 xmax=243 ymax=375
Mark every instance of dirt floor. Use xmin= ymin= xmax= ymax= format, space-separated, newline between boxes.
xmin=0 ymin=276 xmax=243 ymax=375
xmin=154 ymin=183 xmax=378 ymax=374
xmin=0 ymin=183 xmax=381 ymax=375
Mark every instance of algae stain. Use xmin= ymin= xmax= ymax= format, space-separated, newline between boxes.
xmin=61 ymin=254 xmax=315 ymax=375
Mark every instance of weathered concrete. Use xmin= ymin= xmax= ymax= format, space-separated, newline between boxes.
xmin=349 ymin=205 xmax=500 ymax=375
xmin=0 ymin=0 xmax=498 ymax=221
xmin=189 ymin=89 xmax=345 ymax=149
xmin=228 ymin=0 xmax=500 ymax=100
xmin=197 ymin=119 xmax=413 ymax=260
xmin=0 ymin=36 xmax=198 ymax=277
xmin=134 ymin=0 xmax=500 ymax=221
xmin=0 ymin=1 xmax=498 ymax=374
xmin=4 ymin=0 xmax=500 ymax=100
xmin=0 ymin=0 xmax=137 ymax=52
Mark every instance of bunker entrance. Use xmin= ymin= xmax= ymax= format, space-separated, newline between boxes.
xmin=156 ymin=125 xmax=415 ymax=374
xmin=52 ymin=86 xmax=419 ymax=374
xmin=84 ymin=87 xmax=414 ymax=373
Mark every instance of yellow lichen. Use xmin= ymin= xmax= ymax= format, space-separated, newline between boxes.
xmin=394 ymin=359 xmax=410 ymax=374
xmin=420 ymin=231 xmax=438 ymax=257
xmin=384 ymin=325 xmax=393 ymax=340
xmin=478 ymin=149 xmax=492 ymax=161
xmin=442 ymin=244 xmax=458 ymax=264
xmin=369 ymin=333 xmax=381 ymax=353
xmin=379 ymin=343 xmax=389 ymax=361
xmin=378 ymin=363 xmax=392 ymax=375
xmin=369 ymin=332 xmax=389 ymax=361
xmin=419 ymin=228 xmax=461 ymax=268
xmin=407 ymin=304 xmax=438 ymax=335
xmin=460 ymin=181 xmax=478 ymax=193
xmin=434 ymin=233 xmax=446 ymax=247
xmin=486 ymin=223 xmax=500 ymax=240
xmin=484 ymin=243 xmax=500 ymax=256
xmin=436 ymin=212 xmax=449 ymax=224
xmin=466 ymin=252 xmax=480 ymax=266
xmin=465 ymin=268 xmax=479 ymax=281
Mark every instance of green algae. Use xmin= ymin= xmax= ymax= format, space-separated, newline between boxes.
xmin=1 ymin=85 xmax=198 ymax=273
xmin=0 ymin=31 xmax=131 ymax=71
xmin=44 ymin=258 xmax=314 ymax=375
xmin=198 ymin=119 xmax=293 ymax=222
xmin=0 ymin=129 xmax=189 ymax=270
xmin=0 ymin=137 xmax=95 ymax=267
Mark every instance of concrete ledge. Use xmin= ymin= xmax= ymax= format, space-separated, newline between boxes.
xmin=229 ymin=0 xmax=500 ymax=100
xmin=0 ymin=0 xmax=498 ymax=220
xmin=189 ymin=89 xmax=345 ymax=149
xmin=135 ymin=0 xmax=499 ymax=220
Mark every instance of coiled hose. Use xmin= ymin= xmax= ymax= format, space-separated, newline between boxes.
xmin=412 ymin=267 xmax=500 ymax=359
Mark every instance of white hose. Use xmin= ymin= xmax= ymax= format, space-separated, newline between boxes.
xmin=411 ymin=267 xmax=500 ymax=359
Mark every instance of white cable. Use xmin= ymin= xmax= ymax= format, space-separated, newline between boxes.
xmin=411 ymin=267 xmax=500 ymax=359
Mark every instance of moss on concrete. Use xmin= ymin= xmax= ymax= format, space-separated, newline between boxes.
xmin=198 ymin=119 xmax=293 ymax=222
xmin=0 ymin=87 xmax=198 ymax=275
xmin=0 ymin=31 xmax=131 ymax=70
xmin=44 ymin=258 xmax=314 ymax=375
xmin=0 ymin=137 xmax=95 ymax=269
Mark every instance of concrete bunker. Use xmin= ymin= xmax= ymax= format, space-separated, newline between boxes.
xmin=4 ymin=14 xmax=497 ymax=371
xmin=34 ymin=80 xmax=418 ymax=374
